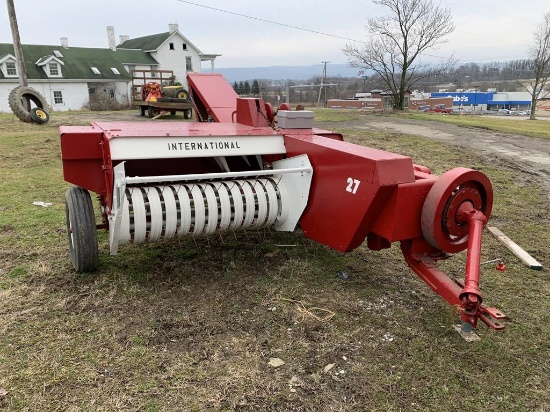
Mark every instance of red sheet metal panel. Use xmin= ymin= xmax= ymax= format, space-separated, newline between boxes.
xmin=89 ymin=121 xmax=278 ymax=139
xmin=59 ymin=126 xmax=107 ymax=196
xmin=370 ymin=177 xmax=437 ymax=241
xmin=187 ymin=73 xmax=238 ymax=123
xmin=284 ymin=134 xmax=415 ymax=252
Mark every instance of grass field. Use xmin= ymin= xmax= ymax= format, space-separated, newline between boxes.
xmin=0 ymin=111 xmax=548 ymax=411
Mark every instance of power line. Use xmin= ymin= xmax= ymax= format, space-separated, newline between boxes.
xmin=443 ymin=0 xmax=539 ymax=27
xmin=174 ymin=0 xmax=367 ymax=43
xmin=175 ymin=0 xmax=456 ymax=62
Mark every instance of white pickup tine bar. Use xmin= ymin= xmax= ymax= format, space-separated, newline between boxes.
xmin=122 ymin=166 xmax=312 ymax=185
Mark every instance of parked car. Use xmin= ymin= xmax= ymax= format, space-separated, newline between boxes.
xmin=423 ymin=104 xmax=452 ymax=114
xmin=498 ymin=109 xmax=511 ymax=115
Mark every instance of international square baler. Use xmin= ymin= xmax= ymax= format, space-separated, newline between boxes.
xmin=59 ymin=73 xmax=505 ymax=334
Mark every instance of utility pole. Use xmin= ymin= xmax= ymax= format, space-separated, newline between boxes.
xmin=6 ymin=0 xmax=28 ymax=87
xmin=317 ymin=61 xmax=329 ymax=107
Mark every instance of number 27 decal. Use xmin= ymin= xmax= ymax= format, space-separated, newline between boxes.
xmin=346 ymin=177 xmax=360 ymax=194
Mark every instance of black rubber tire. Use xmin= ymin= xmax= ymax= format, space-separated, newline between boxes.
xmin=148 ymin=106 xmax=160 ymax=118
xmin=139 ymin=105 xmax=146 ymax=116
xmin=8 ymin=86 xmax=49 ymax=123
xmin=30 ymin=107 xmax=50 ymax=124
xmin=170 ymin=111 xmax=176 ymax=115
xmin=65 ymin=186 xmax=99 ymax=273
xmin=184 ymin=109 xmax=192 ymax=119
xmin=175 ymin=88 xmax=190 ymax=101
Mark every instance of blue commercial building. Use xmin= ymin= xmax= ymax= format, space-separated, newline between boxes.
xmin=430 ymin=92 xmax=531 ymax=111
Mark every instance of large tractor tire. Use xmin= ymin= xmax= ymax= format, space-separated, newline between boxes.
xmin=8 ymin=86 xmax=50 ymax=123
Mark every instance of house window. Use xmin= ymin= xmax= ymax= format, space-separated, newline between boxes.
xmin=186 ymin=56 xmax=192 ymax=71
xmin=53 ymin=91 xmax=64 ymax=104
xmin=169 ymin=42 xmax=174 ymax=50
xmin=49 ymin=63 xmax=59 ymax=76
xmin=127 ymin=65 xmax=136 ymax=74
xmin=109 ymin=89 xmax=115 ymax=99
xmin=182 ymin=44 xmax=187 ymax=50
xmin=91 ymin=67 xmax=101 ymax=75
xmin=6 ymin=61 xmax=17 ymax=76
xmin=111 ymin=67 xmax=121 ymax=75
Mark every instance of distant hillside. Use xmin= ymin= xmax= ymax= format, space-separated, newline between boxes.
xmin=211 ymin=64 xmax=360 ymax=83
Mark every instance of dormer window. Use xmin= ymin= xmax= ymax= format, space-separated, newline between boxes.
xmin=35 ymin=55 xmax=64 ymax=77
xmin=6 ymin=61 xmax=17 ymax=76
xmin=0 ymin=54 xmax=18 ymax=77
xmin=49 ymin=63 xmax=59 ymax=76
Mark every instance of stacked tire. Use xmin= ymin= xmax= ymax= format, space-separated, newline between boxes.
xmin=8 ymin=86 xmax=50 ymax=124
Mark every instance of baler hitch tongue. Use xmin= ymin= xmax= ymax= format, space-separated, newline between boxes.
xmin=403 ymin=167 xmax=505 ymax=333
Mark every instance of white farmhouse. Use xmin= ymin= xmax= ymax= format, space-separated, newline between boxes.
xmin=0 ymin=24 xmax=219 ymax=112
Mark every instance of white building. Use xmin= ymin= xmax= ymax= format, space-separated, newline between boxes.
xmin=0 ymin=24 xmax=219 ymax=112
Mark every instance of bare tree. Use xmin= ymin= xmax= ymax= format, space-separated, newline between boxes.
xmin=522 ymin=12 xmax=550 ymax=120
xmin=343 ymin=0 xmax=455 ymax=110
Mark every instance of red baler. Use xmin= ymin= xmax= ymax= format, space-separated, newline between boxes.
xmin=59 ymin=73 xmax=505 ymax=334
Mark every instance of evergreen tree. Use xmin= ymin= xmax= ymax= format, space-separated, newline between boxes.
xmin=251 ymin=79 xmax=260 ymax=96
xmin=238 ymin=81 xmax=245 ymax=95
xmin=244 ymin=81 xmax=251 ymax=95
xmin=233 ymin=81 xmax=239 ymax=94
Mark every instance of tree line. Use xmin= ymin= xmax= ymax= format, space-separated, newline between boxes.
xmin=233 ymin=80 xmax=260 ymax=96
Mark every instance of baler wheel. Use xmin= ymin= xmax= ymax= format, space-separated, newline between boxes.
xmin=421 ymin=168 xmax=493 ymax=253
xmin=184 ymin=109 xmax=192 ymax=119
xmin=65 ymin=186 xmax=99 ymax=273
xmin=139 ymin=105 xmax=146 ymax=116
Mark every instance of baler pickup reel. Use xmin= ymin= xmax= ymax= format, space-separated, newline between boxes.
xmin=108 ymin=154 xmax=313 ymax=255
xmin=59 ymin=72 xmax=505 ymax=336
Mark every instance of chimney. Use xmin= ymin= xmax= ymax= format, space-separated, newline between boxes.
xmin=60 ymin=37 xmax=69 ymax=49
xmin=107 ymin=26 xmax=116 ymax=51
xmin=168 ymin=23 xmax=179 ymax=33
xmin=119 ymin=35 xmax=130 ymax=44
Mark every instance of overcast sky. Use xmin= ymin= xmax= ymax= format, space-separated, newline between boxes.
xmin=1 ymin=0 xmax=548 ymax=70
